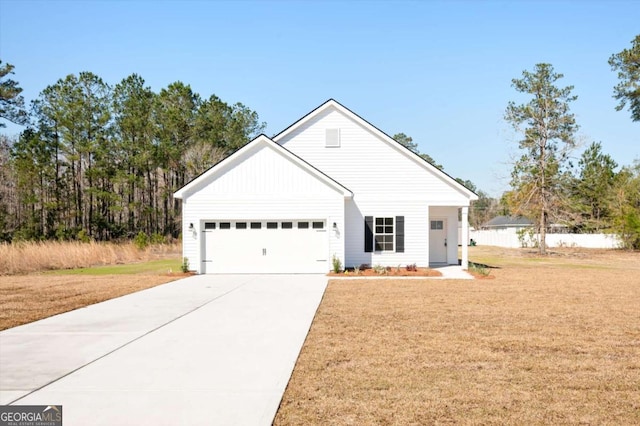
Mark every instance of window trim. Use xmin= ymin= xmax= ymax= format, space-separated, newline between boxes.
xmin=374 ymin=217 xmax=394 ymax=251
xmin=325 ymin=128 xmax=340 ymax=148
xmin=365 ymin=215 xmax=404 ymax=253
xmin=431 ymin=220 xmax=444 ymax=230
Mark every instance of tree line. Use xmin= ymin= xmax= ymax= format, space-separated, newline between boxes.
xmin=0 ymin=66 xmax=264 ymax=242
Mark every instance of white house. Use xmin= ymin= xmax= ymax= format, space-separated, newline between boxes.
xmin=174 ymin=100 xmax=478 ymax=273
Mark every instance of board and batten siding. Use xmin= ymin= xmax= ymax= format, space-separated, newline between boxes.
xmin=277 ymin=106 xmax=469 ymax=266
xmin=181 ymin=143 xmax=346 ymax=273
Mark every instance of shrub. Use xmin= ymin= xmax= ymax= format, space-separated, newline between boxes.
xmin=181 ymin=257 xmax=190 ymax=273
xmin=353 ymin=266 xmax=361 ymax=275
xmin=406 ymin=263 xmax=417 ymax=272
xmin=134 ymin=231 xmax=149 ymax=250
xmin=516 ymin=227 xmax=538 ymax=248
xmin=332 ymin=254 xmax=343 ymax=273
xmin=150 ymin=232 xmax=166 ymax=244
xmin=76 ymin=229 xmax=91 ymax=243
xmin=373 ymin=264 xmax=387 ymax=275
xmin=469 ymin=261 xmax=489 ymax=276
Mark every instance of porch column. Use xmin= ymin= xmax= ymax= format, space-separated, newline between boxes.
xmin=461 ymin=206 xmax=469 ymax=270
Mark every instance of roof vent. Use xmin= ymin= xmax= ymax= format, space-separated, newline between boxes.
xmin=325 ymin=128 xmax=340 ymax=148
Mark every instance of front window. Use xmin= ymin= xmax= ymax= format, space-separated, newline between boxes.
xmin=375 ymin=217 xmax=394 ymax=251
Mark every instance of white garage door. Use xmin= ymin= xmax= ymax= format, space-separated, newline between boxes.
xmin=202 ymin=220 xmax=328 ymax=273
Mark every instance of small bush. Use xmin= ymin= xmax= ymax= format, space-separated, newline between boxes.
xmin=134 ymin=231 xmax=149 ymax=250
xmin=517 ymin=227 xmax=538 ymax=248
xmin=469 ymin=261 xmax=489 ymax=276
xmin=406 ymin=263 xmax=417 ymax=272
xmin=353 ymin=266 xmax=361 ymax=275
xmin=55 ymin=225 xmax=72 ymax=241
xmin=332 ymin=254 xmax=343 ymax=273
xmin=77 ymin=229 xmax=91 ymax=243
xmin=373 ymin=264 xmax=387 ymax=275
xmin=150 ymin=232 xmax=166 ymax=244
xmin=181 ymin=257 xmax=190 ymax=273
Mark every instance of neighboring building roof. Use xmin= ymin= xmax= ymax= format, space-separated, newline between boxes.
xmin=273 ymin=99 xmax=478 ymax=201
xmin=482 ymin=215 xmax=534 ymax=229
xmin=173 ymin=134 xmax=353 ymax=199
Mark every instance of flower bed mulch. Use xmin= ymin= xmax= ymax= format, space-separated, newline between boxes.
xmin=328 ymin=267 xmax=442 ymax=277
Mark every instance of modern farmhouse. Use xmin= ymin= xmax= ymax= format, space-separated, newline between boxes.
xmin=174 ymin=100 xmax=478 ymax=273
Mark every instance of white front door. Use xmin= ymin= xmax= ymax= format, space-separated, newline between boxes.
xmin=429 ymin=218 xmax=447 ymax=264
xmin=202 ymin=220 xmax=328 ymax=273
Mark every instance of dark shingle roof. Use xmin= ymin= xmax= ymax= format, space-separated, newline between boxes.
xmin=482 ymin=215 xmax=534 ymax=228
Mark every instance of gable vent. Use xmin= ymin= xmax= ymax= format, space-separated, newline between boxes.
xmin=325 ymin=128 xmax=340 ymax=148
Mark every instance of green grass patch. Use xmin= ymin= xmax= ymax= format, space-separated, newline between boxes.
xmin=45 ymin=258 xmax=182 ymax=276
xmin=468 ymin=261 xmax=490 ymax=276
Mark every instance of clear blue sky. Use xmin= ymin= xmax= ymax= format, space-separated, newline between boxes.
xmin=1 ymin=0 xmax=638 ymax=196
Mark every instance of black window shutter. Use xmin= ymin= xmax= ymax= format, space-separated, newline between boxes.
xmin=395 ymin=216 xmax=404 ymax=253
xmin=364 ymin=216 xmax=373 ymax=252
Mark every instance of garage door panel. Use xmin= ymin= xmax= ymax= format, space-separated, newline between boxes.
xmin=208 ymin=228 xmax=267 ymax=273
xmin=202 ymin=220 xmax=328 ymax=273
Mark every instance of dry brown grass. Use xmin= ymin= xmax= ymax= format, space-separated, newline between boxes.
xmin=275 ymin=247 xmax=640 ymax=425
xmin=0 ymin=274 xmax=181 ymax=330
xmin=0 ymin=241 xmax=180 ymax=275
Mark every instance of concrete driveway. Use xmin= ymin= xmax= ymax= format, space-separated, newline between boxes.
xmin=0 ymin=274 xmax=328 ymax=425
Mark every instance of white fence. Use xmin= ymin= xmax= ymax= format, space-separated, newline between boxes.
xmin=470 ymin=229 xmax=621 ymax=249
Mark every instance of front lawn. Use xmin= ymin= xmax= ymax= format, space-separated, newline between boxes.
xmin=275 ymin=246 xmax=640 ymax=425
xmin=0 ymin=258 xmax=184 ymax=330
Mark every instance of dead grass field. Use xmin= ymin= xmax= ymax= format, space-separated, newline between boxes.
xmin=0 ymin=240 xmax=180 ymax=275
xmin=0 ymin=273 xmax=183 ymax=331
xmin=0 ymin=241 xmax=184 ymax=330
xmin=275 ymin=246 xmax=640 ymax=425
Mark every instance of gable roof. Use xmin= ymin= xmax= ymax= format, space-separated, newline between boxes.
xmin=273 ymin=99 xmax=478 ymax=201
xmin=173 ymin=134 xmax=353 ymax=199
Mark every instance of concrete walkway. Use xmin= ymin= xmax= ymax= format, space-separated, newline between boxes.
xmin=432 ymin=265 xmax=474 ymax=279
xmin=0 ymin=274 xmax=328 ymax=425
